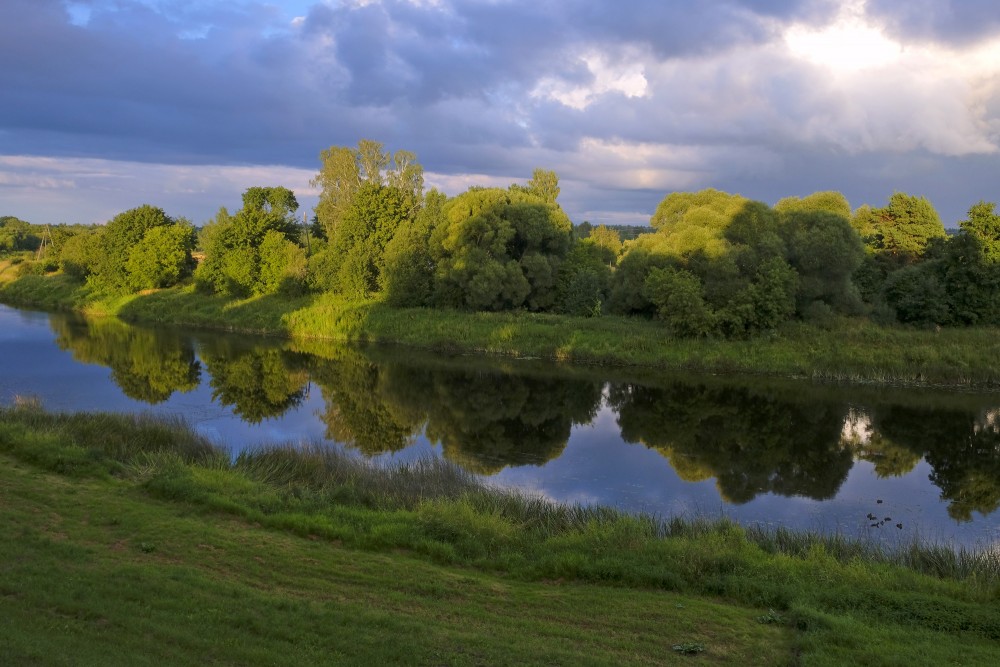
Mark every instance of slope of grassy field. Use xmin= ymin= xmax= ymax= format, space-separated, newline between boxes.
xmin=1 ymin=406 xmax=998 ymax=666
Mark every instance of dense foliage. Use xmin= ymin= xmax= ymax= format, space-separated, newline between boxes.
xmin=8 ymin=138 xmax=1000 ymax=337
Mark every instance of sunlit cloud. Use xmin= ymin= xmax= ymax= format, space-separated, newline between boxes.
xmin=785 ymin=1 xmax=901 ymax=72
xmin=532 ymin=51 xmax=648 ymax=110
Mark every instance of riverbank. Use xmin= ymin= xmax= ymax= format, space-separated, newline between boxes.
xmin=1 ymin=405 xmax=998 ymax=665
xmin=4 ymin=273 xmax=1000 ymax=387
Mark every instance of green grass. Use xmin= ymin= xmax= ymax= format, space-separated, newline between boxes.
xmin=2 ymin=405 xmax=999 ymax=665
xmin=4 ymin=273 xmax=1000 ymax=387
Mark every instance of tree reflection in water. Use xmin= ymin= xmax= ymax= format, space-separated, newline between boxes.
xmin=51 ymin=314 xmax=200 ymax=404
xmin=309 ymin=349 xmax=603 ymax=474
xmin=44 ymin=311 xmax=1000 ymax=520
xmin=868 ymin=406 xmax=1000 ymax=521
xmin=608 ymin=382 xmax=854 ymax=503
xmin=199 ymin=339 xmax=309 ymax=423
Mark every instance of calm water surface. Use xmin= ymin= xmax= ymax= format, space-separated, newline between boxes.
xmin=2 ymin=303 xmax=999 ymax=549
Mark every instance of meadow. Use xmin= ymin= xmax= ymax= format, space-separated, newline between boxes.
xmin=2 ymin=404 xmax=999 ymax=665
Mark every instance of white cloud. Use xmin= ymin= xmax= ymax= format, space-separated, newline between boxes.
xmin=532 ymin=51 xmax=648 ymax=110
xmin=785 ymin=0 xmax=901 ymax=72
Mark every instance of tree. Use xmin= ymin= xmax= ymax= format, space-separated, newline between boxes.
xmin=774 ymin=191 xmax=852 ymax=220
xmin=0 ymin=216 xmax=40 ymax=254
xmin=387 ymin=149 xmax=424 ymax=200
xmin=125 ymin=223 xmax=196 ymax=291
xmin=881 ymin=262 xmax=950 ymax=326
xmin=381 ymin=189 xmax=446 ymax=306
xmin=312 ymin=146 xmax=360 ymax=241
xmin=89 ymin=205 xmax=193 ymax=293
xmin=91 ymin=205 xmax=171 ymax=291
xmin=356 ymin=139 xmax=390 ymax=184
xmin=778 ymin=201 xmax=865 ymax=317
xmin=196 ymin=187 xmax=304 ymax=297
xmin=616 ymin=190 xmax=798 ymax=336
xmin=525 ymin=168 xmax=560 ymax=204
xmin=58 ymin=228 xmax=102 ymax=279
xmin=643 ymin=266 xmax=716 ymax=337
xmin=429 ymin=181 xmax=572 ymax=312
xmin=312 ymin=140 xmax=424 ymax=241
xmin=328 ymin=182 xmax=414 ymax=298
xmin=555 ymin=241 xmax=611 ymax=317
xmin=587 ymin=225 xmax=622 ymax=266
xmin=863 ymin=192 xmax=946 ymax=263
xmin=257 ymin=230 xmax=308 ymax=296
xmin=960 ymin=201 xmax=1000 ymax=263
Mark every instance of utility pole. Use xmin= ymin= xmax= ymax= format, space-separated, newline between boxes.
xmin=35 ymin=224 xmax=54 ymax=261
xmin=303 ymin=212 xmax=311 ymax=256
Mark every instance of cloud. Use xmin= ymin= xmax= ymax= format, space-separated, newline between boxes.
xmin=0 ymin=155 xmax=318 ymax=224
xmin=866 ymin=0 xmax=1000 ymax=46
xmin=1 ymin=0 xmax=999 ymax=227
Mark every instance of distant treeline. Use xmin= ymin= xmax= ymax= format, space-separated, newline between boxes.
xmin=4 ymin=139 xmax=1000 ymax=336
xmin=575 ymin=221 xmax=652 ymax=241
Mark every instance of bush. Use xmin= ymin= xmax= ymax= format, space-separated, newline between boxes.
xmin=643 ymin=267 xmax=716 ymax=337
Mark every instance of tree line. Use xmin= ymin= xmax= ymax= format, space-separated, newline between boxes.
xmin=4 ymin=138 xmax=1000 ymax=335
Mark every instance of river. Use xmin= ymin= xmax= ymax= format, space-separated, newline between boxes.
xmin=2 ymin=303 xmax=998 ymax=549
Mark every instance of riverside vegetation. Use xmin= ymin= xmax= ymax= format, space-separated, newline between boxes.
xmin=3 ymin=272 xmax=1000 ymax=387
xmin=3 ymin=139 xmax=1000 ymax=387
xmin=2 ymin=403 xmax=999 ymax=665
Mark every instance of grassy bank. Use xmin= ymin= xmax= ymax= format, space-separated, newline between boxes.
xmin=2 ymin=405 xmax=999 ymax=665
xmin=4 ymin=273 xmax=1000 ymax=387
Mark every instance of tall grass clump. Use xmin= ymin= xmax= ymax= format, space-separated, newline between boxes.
xmin=0 ymin=403 xmax=224 ymax=477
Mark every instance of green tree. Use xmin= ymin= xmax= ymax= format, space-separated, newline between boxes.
xmin=312 ymin=146 xmax=360 ymax=240
xmin=614 ymin=190 xmax=798 ymax=336
xmin=881 ymin=262 xmax=950 ymax=326
xmin=881 ymin=232 xmax=1000 ymax=327
xmin=329 ymin=182 xmax=415 ymax=298
xmin=58 ymin=228 xmax=103 ymax=279
xmin=959 ymin=201 xmax=1000 ymax=263
xmin=774 ymin=191 xmax=852 ymax=220
xmin=555 ymin=241 xmax=612 ymax=316
xmin=606 ymin=245 xmax=670 ymax=316
xmin=0 ymin=216 xmax=40 ymax=254
xmin=937 ymin=233 xmax=1000 ymax=325
xmin=778 ymin=205 xmax=865 ymax=317
xmin=124 ymin=223 xmax=196 ymax=291
xmin=863 ymin=192 xmax=946 ymax=263
xmin=90 ymin=205 xmax=175 ymax=293
xmin=525 ymin=168 xmax=560 ymax=204
xmin=429 ymin=182 xmax=572 ymax=311
xmin=196 ymin=188 xmax=304 ymax=297
xmin=381 ymin=189 xmax=446 ymax=306
xmin=642 ymin=266 xmax=716 ymax=337
xmin=257 ymin=230 xmax=308 ymax=296
xmin=312 ymin=140 xmax=423 ymax=241
xmin=587 ymin=225 xmax=622 ymax=266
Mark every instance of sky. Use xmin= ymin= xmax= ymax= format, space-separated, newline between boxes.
xmin=2 ymin=0 xmax=1000 ymax=228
